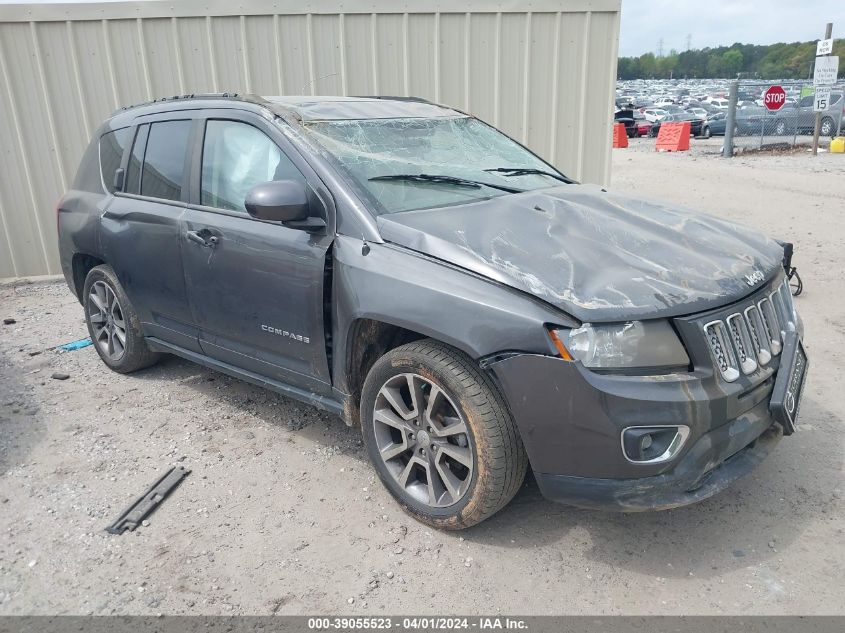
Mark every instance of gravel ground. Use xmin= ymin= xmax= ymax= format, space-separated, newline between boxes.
xmin=1 ymin=141 xmax=844 ymax=615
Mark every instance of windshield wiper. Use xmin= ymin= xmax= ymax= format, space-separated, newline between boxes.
xmin=483 ymin=167 xmax=575 ymax=184
xmin=368 ymin=173 xmax=523 ymax=194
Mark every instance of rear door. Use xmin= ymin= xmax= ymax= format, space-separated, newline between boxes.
xmin=101 ymin=113 xmax=201 ymax=352
xmin=797 ymin=95 xmax=815 ymax=131
xmin=180 ymin=110 xmax=335 ymax=394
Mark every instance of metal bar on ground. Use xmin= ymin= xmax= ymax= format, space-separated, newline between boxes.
xmin=105 ymin=465 xmax=190 ymax=534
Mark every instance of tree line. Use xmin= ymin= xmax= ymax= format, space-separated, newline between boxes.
xmin=617 ymin=39 xmax=845 ymax=80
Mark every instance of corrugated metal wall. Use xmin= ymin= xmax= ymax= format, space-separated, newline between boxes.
xmin=0 ymin=0 xmax=620 ymax=278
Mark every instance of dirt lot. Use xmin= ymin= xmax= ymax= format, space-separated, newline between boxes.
xmin=1 ymin=140 xmax=844 ymax=616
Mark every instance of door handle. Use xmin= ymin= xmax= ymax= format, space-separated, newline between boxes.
xmin=186 ymin=229 xmax=218 ymax=247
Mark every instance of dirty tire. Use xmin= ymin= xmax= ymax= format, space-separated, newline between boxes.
xmin=83 ymin=265 xmax=160 ymax=374
xmin=360 ymin=339 xmax=527 ymax=530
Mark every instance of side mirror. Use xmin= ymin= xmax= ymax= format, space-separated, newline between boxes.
xmin=245 ymin=180 xmax=326 ymax=232
xmin=245 ymin=180 xmax=309 ymax=222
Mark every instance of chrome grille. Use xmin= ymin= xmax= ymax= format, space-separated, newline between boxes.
xmin=700 ymin=276 xmax=796 ymax=382
xmin=758 ymin=296 xmax=782 ymax=356
xmin=704 ymin=320 xmax=740 ymax=382
xmin=743 ymin=304 xmax=772 ymax=366
xmin=726 ymin=313 xmax=757 ymax=375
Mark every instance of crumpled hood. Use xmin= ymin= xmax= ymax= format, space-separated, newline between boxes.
xmin=377 ymin=184 xmax=785 ymax=322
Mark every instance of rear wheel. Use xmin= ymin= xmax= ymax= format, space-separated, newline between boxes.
xmin=361 ymin=340 xmax=527 ymax=529
xmin=774 ymin=119 xmax=787 ymax=136
xmin=820 ymin=117 xmax=834 ymax=137
xmin=83 ymin=265 xmax=160 ymax=373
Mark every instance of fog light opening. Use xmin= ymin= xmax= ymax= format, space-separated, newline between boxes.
xmin=622 ymin=425 xmax=690 ymax=464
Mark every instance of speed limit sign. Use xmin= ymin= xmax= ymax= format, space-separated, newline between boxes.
xmin=814 ymin=86 xmax=832 ymax=112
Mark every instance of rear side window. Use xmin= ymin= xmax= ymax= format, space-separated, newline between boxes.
xmin=99 ymin=128 xmax=131 ymax=193
xmin=140 ymin=120 xmax=191 ymax=201
xmin=71 ymin=136 xmax=104 ymax=193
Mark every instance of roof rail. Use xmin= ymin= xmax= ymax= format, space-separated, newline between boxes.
xmin=352 ymin=95 xmax=433 ymax=104
xmin=111 ymin=92 xmax=241 ymax=116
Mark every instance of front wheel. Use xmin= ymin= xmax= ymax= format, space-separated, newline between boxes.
xmin=83 ymin=265 xmax=160 ymax=373
xmin=360 ymin=340 xmax=527 ymax=530
xmin=703 ymin=125 xmax=712 ymax=139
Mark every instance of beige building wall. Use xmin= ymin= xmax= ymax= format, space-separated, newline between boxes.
xmin=0 ymin=0 xmax=621 ymax=278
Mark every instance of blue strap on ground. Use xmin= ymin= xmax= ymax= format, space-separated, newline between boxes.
xmin=57 ymin=338 xmax=93 ymax=351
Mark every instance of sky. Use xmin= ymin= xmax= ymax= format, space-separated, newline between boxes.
xmin=619 ymin=0 xmax=840 ymax=57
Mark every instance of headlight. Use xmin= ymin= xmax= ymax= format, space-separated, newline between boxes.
xmin=549 ymin=320 xmax=690 ymax=370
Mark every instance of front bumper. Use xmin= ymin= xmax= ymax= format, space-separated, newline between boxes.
xmin=487 ymin=351 xmax=785 ymax=511
xmin=535 ymin=416 xmax=782 ymax=512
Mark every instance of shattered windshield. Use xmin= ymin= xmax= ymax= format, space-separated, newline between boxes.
xmin=304 ymin=116 xmax=562 ymax=214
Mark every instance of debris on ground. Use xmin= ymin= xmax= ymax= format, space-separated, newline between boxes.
xmin=56 ymin=338 xmax=93 ymax=352
xmin=106 ymin=465 xmax=190 ymax=535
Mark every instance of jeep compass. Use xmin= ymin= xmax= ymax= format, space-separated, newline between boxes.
xmin=57 ymin=95 xmax=807 ymax=529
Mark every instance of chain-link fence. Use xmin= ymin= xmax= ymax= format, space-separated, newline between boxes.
xmin=729 ymin=80 xmax=845 ymax=152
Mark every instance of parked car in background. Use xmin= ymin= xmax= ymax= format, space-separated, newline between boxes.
xmin=649 ymin=112 xmax=704 ymax=137
xmin=643 ymin=108 xmax=668 ymax=122
xmin=685 ymin=107 xmax=709 ymax=119
xmin=731 ymin=93 xmax=844 ymax=138
xmin=701 ymin=112 xmax=729 ymax=137
xmin=734 ymin=106 xmax=796 ymax=137
xmin=632 ymin=111 xmax=653 ymax=137
xmin=732 ymin=106 xmax=775 ymax=136
xmin=795 ymin=92 xmax=843 ymax=136
xmin=614 ymin=108 xmax=638 ymax=138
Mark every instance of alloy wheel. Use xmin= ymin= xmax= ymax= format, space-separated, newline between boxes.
xmin=372 ymin=373 xmax=474 ymax=508
xmin=820 ymin=118 xmax=833 ymax=137
xmin=87 ymin=280 xmax=127 ymax=361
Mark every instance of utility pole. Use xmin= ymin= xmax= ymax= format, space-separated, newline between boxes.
xmin=685 ymin=34 xmax=692 ymax=51
xmin=657 ymin=38 xmax=664 ymax=58
xmin=723 ymin=81 xmax=738 ymax=158
xmin=812 ymin=22 xmax=834 ymax=156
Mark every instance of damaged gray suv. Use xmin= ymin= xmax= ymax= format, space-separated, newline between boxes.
xmin=58 ymin=95 xmax=807 ymax=529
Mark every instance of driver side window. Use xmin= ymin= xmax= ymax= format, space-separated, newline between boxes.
xmin=200 ymin=120 xmax=304 ymax=212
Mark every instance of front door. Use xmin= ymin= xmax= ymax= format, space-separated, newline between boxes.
xmin=179 ymin=115 xmax=334 ymax=394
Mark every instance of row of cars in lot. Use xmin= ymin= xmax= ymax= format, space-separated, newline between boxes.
xmin=615 ymin=79 xmax=845 ymax=140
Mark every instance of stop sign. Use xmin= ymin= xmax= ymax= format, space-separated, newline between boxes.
xmin=763 ymin=85 xmax=787 ymax=111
